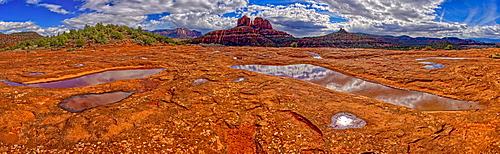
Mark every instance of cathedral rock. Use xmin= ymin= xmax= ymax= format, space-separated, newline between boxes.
xmin=190 ymin=16 xmax=295 ymax=46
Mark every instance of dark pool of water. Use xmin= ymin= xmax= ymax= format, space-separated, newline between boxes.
xmin=230 ymin=64 xmax=481 ymax=111
xmin=0 ymin=68 xmax=165 ymax=88
xmin=308 ymin=52 xmax=323 ymax=59
xmin=418 ymin=62 xmax=446 ymax=69
xmin=423 ymin=64 xmax=445 ymax=69
xmin=29 ymin=73 xmax=45 ymax=75
xmin=414 ymin=57 xmax=475 ymax=61
xmin=58 ymin=91 xmax=134 ymax=113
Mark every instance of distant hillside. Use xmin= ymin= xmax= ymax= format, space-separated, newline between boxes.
xmin=146 ymin=28 xmax=202 ymax=38
xmin=297 ymin=29 xmax=400 ymax=48
xmin=357 ymin=33 xmax=493 ymax=46
xmin=468 ymin=38 xmax=500 ymax=43
xmin=0 ymin=31 xmax=43 ymax=47
xmin=2 ymin=23 xmax=177 ymax=51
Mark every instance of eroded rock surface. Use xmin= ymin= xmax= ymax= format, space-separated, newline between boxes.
xmin=0 ymin=43 xmax=499 ymax=153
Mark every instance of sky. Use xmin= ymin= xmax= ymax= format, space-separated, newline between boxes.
xmin=0 ymin=0 xmax=499 ymax=40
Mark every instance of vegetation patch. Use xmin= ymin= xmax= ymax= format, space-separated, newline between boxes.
xmin=2 ymin=23 xmax=177 ymax=51
xmin=489 ymin=53 xmax=500 ymax=58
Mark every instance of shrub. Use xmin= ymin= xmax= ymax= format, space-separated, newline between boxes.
xmin=76 ymin=38 xmax=85 ymax=47
xmin=96 ymin=32 xmax=109 ymax=44
xmin=110 ymin=31 xmax=124 ymax=40
xmin=490 ymin=53 xmax=500 ymax=58
xmin=424 ymin=46 xmax=433 ymax=50
xmin=290 ymin=42 xmax=298 ymax=47
xmin=444 ymin=44 xmax=453 ymax=50
xmin=138 ymin=36 xmax=156 ymax=46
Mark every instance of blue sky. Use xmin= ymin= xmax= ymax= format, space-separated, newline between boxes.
xmin=1 ymin=0 xmax=499 ymax=40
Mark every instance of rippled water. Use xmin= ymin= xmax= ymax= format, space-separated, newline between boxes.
xmin=231 ymin=64 xmax=481 ymax=111
xmin=1 ymin=68 xmax=165 ymax=88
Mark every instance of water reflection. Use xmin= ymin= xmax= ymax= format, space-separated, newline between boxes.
xmin=418 ymin=62 xmax=446 ymax=69
xmin=1 ymin=68 xmax=165 ymax=88
xmin=414 ymin=57 xmax=477 ymax=61
xmin=308 ymin=52 xmax=323 ymax=59
xmin=230 ymin=64 xmax=481 ymax=111
xmin=58 ymin=91 xmax=134 ymax=113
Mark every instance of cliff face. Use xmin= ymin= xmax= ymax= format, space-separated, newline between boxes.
xmin=297 ymin=29 xmax=399 ymax=48
xmin=190 ymin=16 xmax=295 ymax=46
xmin=147 ymin=28 xmax=202 ymax=38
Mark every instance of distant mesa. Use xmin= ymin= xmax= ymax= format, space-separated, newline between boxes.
xmin=146 ymin=28 xmax=202 ymax=38
xmin=297 ymin=28 xmax=399 ymax=48
xmin=0 ymin=31 xmax=43 ymax=47
xmin=357 ymin=33 xmax=494 ymax=48
xmin=190 ymin=16 xmax=295 ymax=46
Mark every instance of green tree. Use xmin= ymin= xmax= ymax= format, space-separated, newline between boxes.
xmin=290 ymin=42 xmax=298 ymax=47
xmin=58 ymin=35 xmax=68 ymax=46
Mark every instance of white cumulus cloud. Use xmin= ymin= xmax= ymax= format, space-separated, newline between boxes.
xmin=79 ymin=0 xmax=248 ymax=15
xmin=0 ymin=21 xmax=38 ymax=31
xmin=39 ymin=3 xmax=73 ymax=14
xmin=62 ymin=13 xmax=147 ymax=28
xmin=160 ymin=12 xmax=237 ymax=32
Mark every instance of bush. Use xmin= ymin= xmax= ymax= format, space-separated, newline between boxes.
xmin=110 ymin=31 xmax=124 ymax=40
xmin=424 ymin=46 xmax=433 ymax=50
xmin=290 ymin=42 xmax=298 ymax=47
xmin=96 ymin=32 xmax=109 ymax=44
xmin=138 ymin=36 xmax=156 ymax=46
xmin=490 ymin=53 xmax=500 ymax=58
xmin=76 ymin=38 xmax=85 ymax=47
xmin=444 ymin=44 xmax=453 ymax=50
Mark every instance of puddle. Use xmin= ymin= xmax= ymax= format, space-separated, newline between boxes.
xmin=29 ymin=73 xmax=45 ymax=75
xmin=414 ymin=57 xmax=478 ymax=61
xmin=308 ymin=52 xmax=323 ymax=59
xmin=423 ymin=64 xmax=445 ymax=69
xmin=328 ymin=112 xmax=366 ymax=129
xmin=192 ymin=78 xmax=209 ymax=86
xmin=233 ymin=56 xmax=244 ymax=60
xmin=1 ymin=68 xmax=165 ymax=88
xmin=58 ymin=91 xmax=134 ymax=113
xmin=232 ymin=76 xmax=246 ymax=82
xmin=230 ymin=64 xmax=481 ymax=111
xmin=417 ymin=62 xmax=436 ymax=65
xmin=417 ymin=62 xmax=445 ymax=69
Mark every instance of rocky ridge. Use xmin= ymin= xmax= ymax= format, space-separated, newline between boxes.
xmin=0 ymin=32 xmax=43 ymax=47
xmin=297 ymin=28 xmax=400 ymax=48
xmin=146 ymin=28 xmax=202 ymax=38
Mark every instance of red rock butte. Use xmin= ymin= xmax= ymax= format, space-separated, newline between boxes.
xmin=190 ymin=16 xmax=294 ymax=46
xmin=237 ymin=16 xmax=273 ymax=30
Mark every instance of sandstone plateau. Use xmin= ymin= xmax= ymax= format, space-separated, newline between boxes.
xmin=0 ymin=43 xmax=500 ymax=153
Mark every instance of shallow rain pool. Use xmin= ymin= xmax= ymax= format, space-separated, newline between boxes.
xmin=58 ymin=91 xmax=134 ymax=113
xmin=0 ymin=68 xmax=165 ymax=88
xmin=230 ymin=64 xmax=481 ymax=111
